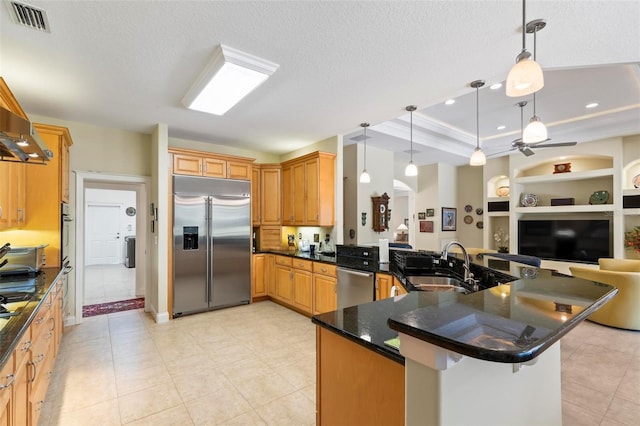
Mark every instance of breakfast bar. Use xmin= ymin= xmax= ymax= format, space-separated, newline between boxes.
xmin=312 ymin=254 xmax=617 ymax=426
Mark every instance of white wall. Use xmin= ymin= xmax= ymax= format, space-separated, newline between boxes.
xmin=343 ymin=144 xmax=358 ymax=245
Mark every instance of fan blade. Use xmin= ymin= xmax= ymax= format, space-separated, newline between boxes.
xmin=535 ymin=142 xmax=577 ymax=148
xmin=520 ymin=146 xmax=535 ymax=156
xmin=527 ymin=138 xmax=552 ymax=145
xmin=487 ymin=147 xmax=517 ymax=158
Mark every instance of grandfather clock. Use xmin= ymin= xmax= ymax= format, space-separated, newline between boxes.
xmin=371 ymin=193 xmax=390 ymax=232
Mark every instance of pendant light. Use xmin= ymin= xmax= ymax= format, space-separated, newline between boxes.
xmin=469 ymin=80 xmax=486 ymax=166
xmin=506 ymin=0 xmax=544 ymax=97
xmin=404 ymin=105 xmax=418 ymax=176
xmin=522 ymin=19 xmax=548 ymax=143
xmin=359 ymin=123 xmax=371 ymax=183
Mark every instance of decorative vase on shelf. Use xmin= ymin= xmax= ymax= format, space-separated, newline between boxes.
xmin=520 ymin=193 xmax=538 ymax=207
xmin=588 ymin=190 xmax=609 ymax=205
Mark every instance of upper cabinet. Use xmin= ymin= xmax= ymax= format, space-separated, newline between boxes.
xmin=281 ymin=151 xmax=335 ymax=227
xmin=260 ymin=164 xmax=282 ymax=225
xmin=170 ymin=148 xmax=253 ymax=180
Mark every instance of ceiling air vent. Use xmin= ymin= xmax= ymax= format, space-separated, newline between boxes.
xmin=6 ymin=1 xmax=50 ymax=32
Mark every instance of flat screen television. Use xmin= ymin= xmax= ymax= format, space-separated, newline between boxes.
xmin=518 ymin=219 xmax=612 ymax=264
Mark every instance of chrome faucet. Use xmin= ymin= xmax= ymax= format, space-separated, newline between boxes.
xmin=441 ymin=241 xmax=478 ymax=291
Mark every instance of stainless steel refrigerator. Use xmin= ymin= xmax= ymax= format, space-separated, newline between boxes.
xmin=172 ymin=175 xmax=251 ymax=317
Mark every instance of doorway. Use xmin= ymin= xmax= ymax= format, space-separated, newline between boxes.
xmin=83 ymin=190 xmax=137 ymax=311
xmin=74 ymin=172 xmax=150 ymax=323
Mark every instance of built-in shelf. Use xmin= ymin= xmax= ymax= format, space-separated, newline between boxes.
xmin=623 ymin=188 xmax=640 ymax=196
xmin=487 ymin=212 xmax=510 ymax=217
xmin=487 ymin=196 xmax=510 ymax=203
xmin=624 ymin=208 xmax=640 ymax=216
xmin=514 ymin=168 xmax=614 ymax=185
xmin=514 ymin=204 xmax=613 ymax=214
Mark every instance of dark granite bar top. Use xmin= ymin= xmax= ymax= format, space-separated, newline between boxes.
xmin=313 ymin=254 xmax=617 ymax=364
xmin=258 ymin=249 xmax=336 ymax=264
xmin=0 ymin=267 xmax=63 ymax=369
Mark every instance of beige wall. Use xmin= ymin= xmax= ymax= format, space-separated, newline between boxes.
xmin=456 ymin=165 xmax=483 ymax=249
xmin=169 ymin=137 xmax=280 ymax=164
xmin=343 ymin=144 xmax=358 ymax=245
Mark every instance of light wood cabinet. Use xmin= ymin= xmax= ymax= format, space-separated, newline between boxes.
xmin=275 ymin=264 xmax=293 ymax=303
xmin=0 ymin=162 xmax=26 ymax=230
xmin=266 ymin=254 xmax=276 ymax=297
xmin=252 ymin=254 xmax=266 ymax=298
xmin=317 ymin=327 xmax=404 ymax=426
xmin=28 ymin=124 xmax=74 ymax=268
xmin=313 ymin=262 xmax=337 ymax=315
xmin=375 ymin=273 xmax=393 ymax=300
xmin=260 ymin=165 xmax=282 ymax=225
xmin=292 ymin=259 xmax=313 ymax=313
xmin=170 ymin=148 xmax=253 ymax=180
xmin=251 ymin=166 xmax=261 ymax=225
xmin=393 ymin=276 xmax=407 ymax=295
xmin=281 ymin=151 xmax=335 ymax=227
xmin=0 ymin=354 xmax=13 ymax=426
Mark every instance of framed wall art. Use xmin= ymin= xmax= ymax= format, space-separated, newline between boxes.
xmin=418 ymin=212 xmax=426 ymax=220
xmin=420 ymin=220 xmax=433 ymax=233
xmin=426 ymin=208 xmax=435 ymax=217
xmin=441 ymin=207 xmax=456 ymax=231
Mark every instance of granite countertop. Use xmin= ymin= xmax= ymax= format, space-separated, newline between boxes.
xmin=312 ymin=255 xmax=617 ymax=364
xmin=259 ymin=249 xmax=336 ymax=264
xmin=0 ymin=267 xmax=63 ymax=369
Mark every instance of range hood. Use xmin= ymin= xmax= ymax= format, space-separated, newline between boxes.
xmin=0 ymin=106 xmax=51 ymax=164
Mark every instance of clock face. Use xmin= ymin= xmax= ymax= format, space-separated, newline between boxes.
xmin=380 ymin=204 xmax=386 ymax=213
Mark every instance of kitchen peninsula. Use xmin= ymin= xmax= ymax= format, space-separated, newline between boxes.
xmin=312 ymin=252 xmax=617 ymax=426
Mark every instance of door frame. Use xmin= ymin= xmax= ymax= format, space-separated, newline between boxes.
xmin=74 ymin=171 xmax=151 ymax=325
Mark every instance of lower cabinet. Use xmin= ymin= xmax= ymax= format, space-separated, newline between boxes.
xmin=251 ymin=254 xmax=266 ymax=298
xmin=0 ymin=273 xmax=64 ymax=425
xmin=375 ymin=273 xmax=393 ymax=300
xmin=256 ymin=255 xmax=337 ymax=316
xmin=291 ymin=259 xmax=313 ymax=314
xmin=313 ymin=263 xmax=337 ymax=315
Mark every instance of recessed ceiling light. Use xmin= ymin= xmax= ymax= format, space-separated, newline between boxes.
xmin=496 ymin=125 xmax=506 ymax=130
xmin=17 ymin=140 xmax=29 ymax=147
xmin=444 ymin=99 xmax=455 ymax=105
xmin=585 ymin=102 xmax=599 ymax=109
xmin=490 ymin=83 xmax=503 ymax=90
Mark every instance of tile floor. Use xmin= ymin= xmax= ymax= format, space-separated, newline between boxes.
xmin=41 ymin=301 xmax=639 ymax=425
xmin=84 ymin=264 xmax=137 ymax=305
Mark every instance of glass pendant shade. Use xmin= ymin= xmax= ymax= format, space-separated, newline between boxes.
xmin=359 ymin=170 xmax=371 ymax=183
xmin=469 ymin=148 xmax=486 ymax=166
xmin=359 ymin=122 xmax=370 ymax=183
xmin=523 ymin=116 xmax=548 ymax=143
xmin=404 ymin=162 xmax=418 ymax=176
xmin=506 ymin=55 xmax=544 ymax=97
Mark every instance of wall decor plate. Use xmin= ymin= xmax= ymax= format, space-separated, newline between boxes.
xmin=633 ymin=173 xmax=640 ymax=188
xmin=521 ymin=193 xmax=538 ymax=207
xmin=553 ymin=162 xmax=572 ymax=174
xmin=464 ymin=204 xmax=472 ymax=213
xmin=475 ymin=207 xmax=483 ymax=215
xmin=476 ymin=221 xmax=484 ymax=229
xmin=464 ymin=215 xmax=473 ymax=224
xmin=495 ymin=186 xmax=510 ymax=197
xmin=589 ymin=190 xmax=609 ymax=205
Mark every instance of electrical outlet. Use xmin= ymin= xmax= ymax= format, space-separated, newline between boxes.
xmin=314 ymin=234 xmax=320 ymax=242
xmin=298 ymin=233 xmax=302 ymax=239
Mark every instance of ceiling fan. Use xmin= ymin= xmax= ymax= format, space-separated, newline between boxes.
xmin=491 ymin=101 xmax=577 ymax=157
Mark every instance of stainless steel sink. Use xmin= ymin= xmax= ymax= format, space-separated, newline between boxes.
xmin=406 ymin=276 xmax=469 ymax=294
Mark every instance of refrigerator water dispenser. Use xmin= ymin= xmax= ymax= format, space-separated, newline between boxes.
xmin=183 ymin=226 xmax=199 ymax=250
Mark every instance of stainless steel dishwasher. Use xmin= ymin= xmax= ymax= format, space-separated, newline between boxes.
xmin=336 ymin=245 xmax=378 ymax=309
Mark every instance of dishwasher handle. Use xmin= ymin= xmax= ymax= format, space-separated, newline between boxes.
xmin=337 ymin=267 xmax=374 ymax=278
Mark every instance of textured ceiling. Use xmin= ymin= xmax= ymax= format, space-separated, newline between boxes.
xmin=1 ymin=1 xmax=639 ymax=166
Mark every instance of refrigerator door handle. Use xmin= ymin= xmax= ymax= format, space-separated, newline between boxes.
xmin=206 ymin=196 xmax=212 ymax=304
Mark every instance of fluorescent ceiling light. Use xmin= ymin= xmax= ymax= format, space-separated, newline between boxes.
xmin=496 ymin=125 xmax=506 ymax=130
xmin=182 ymin=44 xmax=279 ymax=116
xmin=585 ymin=102 xmax=599 ymax=109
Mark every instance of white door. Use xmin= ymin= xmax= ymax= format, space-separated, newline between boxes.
xmin=86 ymin=204 xmax=122 ymax=265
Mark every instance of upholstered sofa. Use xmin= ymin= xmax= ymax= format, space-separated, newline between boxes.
xmin=570 ymin=258 xmax=640 ymax=331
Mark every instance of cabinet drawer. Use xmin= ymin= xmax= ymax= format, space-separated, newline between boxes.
xmin=292 ymin=259 xmax=313 ymax=272
xmin=313 ymin=262 xmax=337 ymax=277
xmin=30 ymin=297 xmax=52 ymax=341
xmin=275 ymin=256 xmax=292 ymax=267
